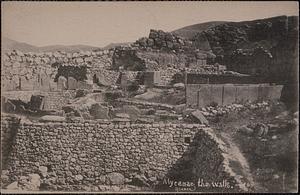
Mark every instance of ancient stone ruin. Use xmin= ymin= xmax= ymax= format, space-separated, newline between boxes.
xmin=1 ymin=15 xmax=298 ymax=193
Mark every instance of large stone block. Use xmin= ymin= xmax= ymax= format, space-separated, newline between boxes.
xmin=57 ymin=76 xmax=68 ymax=91
xmin=68 ymin=77 xmax=77 ymax=90
xmin=49 ymin=80 xmax=58 ymax=92
xmin=144 ymin=72 xmax=154 ymax=87
xmin=11 ymin=75 xmax=20 ymax=90
xmin=77 ymin=81 xmax=93 ymax=90
xmin=258 ymin=84 xmax=270 ymax=101
xmin=186 ymin=84 xmax=203 ymax=107
xmin=210 ymin=85 xmax=223 ymax=106
xmin=40 ymin=74 xmax=50 ymax=92
xmin=223 ymin=85 xmax=236 ymax=105
xmin=247 ymin=85 xmax=259 ymax=102
xmin=235 ymin=85 xmax=250 ymax=103
xmin=268 ymin=85 xmax=283 ymax=100
xmin=89 ymin=103 xmax=110 ymax=119
xmin=20 ymin=76 xmax=34 ymax=91
xmin=197 ymin=85 xmax=211 ymax=108
xmin=33 ymin=76 xmax=41 ymax=91
xmin=1 ymin=79 xmax=14 ymax=91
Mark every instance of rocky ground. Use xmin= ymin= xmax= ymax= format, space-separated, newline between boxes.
xmin=1 ymin=84 xmax=298 ymax=193
xmin=208 ymin=101 xmax=298 ymax=193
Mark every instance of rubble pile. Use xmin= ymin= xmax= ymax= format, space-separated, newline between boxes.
xmin=198 ymin=101 xmax=271 ymax=117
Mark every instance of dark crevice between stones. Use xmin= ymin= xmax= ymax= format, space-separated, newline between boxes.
xmin=1 ymin=116 xmax=21 ymax=171
xmin=54 ymin=65 xmax=88 ymax=82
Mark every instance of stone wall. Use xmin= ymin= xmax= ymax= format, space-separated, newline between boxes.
xmin=1 ymin=90 xmax=77 ymax=110
xmin=137 ymin=51 xmax=187 ymax=71
xmin=1 ymin=114 xmax=20 ymax=170
xmin=3 ymin=118 xmax=247 ymax=191
xmin=1 ymin=50 xmax=114 ymax=92
xmin=160 ymin=68 xmax=181 ymax=86
xmin=187 ymin=73 xmax=267 ymax=84
xmin=186 ymin=84 xmax=283 ymax=108
xmin=134 ymin=29 xmax=193 ymax=52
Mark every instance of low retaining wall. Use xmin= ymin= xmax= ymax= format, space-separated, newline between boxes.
xmin=186 ymin=84 xmax=283 ymax=108
xmin=2 ymin=115 xmax=252 ymax=191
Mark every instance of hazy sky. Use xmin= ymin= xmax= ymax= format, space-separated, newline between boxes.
xmin=2 ymin=1 xmax=299 ymax=47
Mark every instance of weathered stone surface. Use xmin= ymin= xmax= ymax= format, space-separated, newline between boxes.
xmin=39 ymin=166 xmax=48 ymax=177
xmin=105 ymin=172 xmax=125 ymax=185
xmin=39 ymin=115 xmax=66 ymax=122
xmin=89 ymin=103 xmax=110 ymax=119
xmin=191 ymin=110 xmax=209 ymax=125
xmin=57 ymin=76 xmax=68 ymax=91
xmin=239 ymin=125 xmax=254 ymax=135
xmin=26 ymin=174 xmax=41 ymax=190
xmin=2 ymin=113 xmax=252 ymax=192
xmin=68 ymin=77 xmax=77 ymax=90
xmin=115 ymin=113 xmax=130 ymax=119
xmin=173 ymin=82 xmax=185 ymax=89
xmin=174 ymin=104 xmax=186 ymax=113
xmin=20 ymin=76 xmax=34 ymax=91
xmin=75 ymin=174 xmax=83 ymax=181
xmin=5 ymin=181 xmax=19 ymax=190
xmin=40 ymin=73 xmax=50 ymax=92
xmin=121 ymin=105 xmax=141 ymax=120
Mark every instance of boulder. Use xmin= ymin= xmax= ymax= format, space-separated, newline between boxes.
xmin=89 ymin=103 xmax=110 ymax=119
xmin=115 ymin=113 xmax=130 ymax=119
xmin=27 ymin=174 xmax=41 ymax=190
xmin=105 ymin=172 xmax=125 ymax=185
xmin=39 ymin=115 xmax=66 ymax=122
xmin=174 ymin=104 xmax=186 ymax=113
xmin=131 ymin=174 xmax=150 ymax=187
xmin=39 ymin=166 xmax=48 ymax=177
xmin=239 ymin=125 xmax=254 ymax=135
xmin=121 ymin=105 xmax=141 ymax=120
xmin=75 ymin=174 xmax=83 ymax=181
xmin=254 ymin=123 xmax=269 ymax=137
xmin=191 ymin=110 xmax=209 ymax=125
xmin=5 ymin=181 xmax=19 ymax=190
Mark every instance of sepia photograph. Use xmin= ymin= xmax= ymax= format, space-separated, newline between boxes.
xmin=1 ymin=1 xmax=299 ymax=193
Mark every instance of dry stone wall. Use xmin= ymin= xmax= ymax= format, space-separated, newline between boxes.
xmin=1 ymin=49 xmax=115 ymax=91
xmin=1 ymin=91 xmax=77 ymax=110
xmin=1 ymin=114 xmax=21 ymax=169
xmin=3 ymin=118 xmax=244 ymax=190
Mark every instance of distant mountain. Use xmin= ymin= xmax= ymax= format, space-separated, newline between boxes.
xmin=102 ymin=42 xmax=132 ymax=50
xmin=172 ymin=21 xmax=228 ymax=39
xmin=2 ymin=37 xmax=40 ymax=52
xmin=1 ymin=37 xmax=100 ymax=52
xmin=39 ymin=44 xmax=100 ymax=52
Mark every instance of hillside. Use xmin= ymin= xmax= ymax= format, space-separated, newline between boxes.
xmin=1 ymin=37 xmax=100 ymax=52
xmin=102 ymin=42 xmax=132 ymax=50
xmin=188 ymin=16 xmax=298 ymax=82
xmin=172 ymin=21 xmax=228 ymax=39
xmin=38 ymin=44 xmax=100 ymax=52
xmin=2 ymin=37 xmax=40 ymax=52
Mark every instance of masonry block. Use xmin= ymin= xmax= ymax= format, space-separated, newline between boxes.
xmin=223 ymin=85 xmax=236 ymax=105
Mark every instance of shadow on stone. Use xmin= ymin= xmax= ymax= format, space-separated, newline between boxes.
xmin=153 ymin=130 xmax=239 ymax=192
